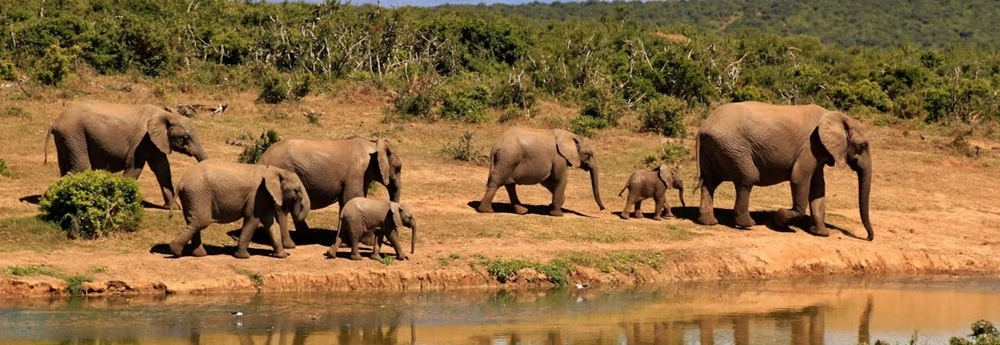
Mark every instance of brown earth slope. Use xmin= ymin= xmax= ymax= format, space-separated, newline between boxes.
xmin=0 ymin=76 xmax=998 ymax=296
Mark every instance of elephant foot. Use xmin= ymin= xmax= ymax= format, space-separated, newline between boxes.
xmin=652 ymin=216 xmax=662 ymax=221
xmin=234 ymin=249 xmax=251 ymax=259
xmin=396 ymin=253 xmax=409 ymax=261
xmin=734 ymin=214 xmax=755 ymax=229
xmin=619 ymin=213 xmax=629 ymax=220
xmin=349 ymin=253 xmax=363 ymax=261
xmin=664 ymin=212 xmax=674 ymax=218
xmin=191 ymin=245 xmax=207 ymax=257
xmin=325 ymin=248 xmax=338 ymax=259
xmin=476 ymin=204 xmax=494 ymax=213
xmin=168 ymin=242 xmax=185 ymax=257
xmin=549 ymin=209 xmax=564 ymax=217
xmin=370 ymin=252 xmax=382 ymax=260
xmin=773 ymin=209 xmax=800 ymax=228
xmin=282 ymin=240 xmax=296 ymax=249
xmin=696 ymin=213 xmax=718 ymax=226
xmin=512 ymin=204 xmax=529 ymax=215
xmin=272 ymin=250 xmax=289 ymax=258
xmin=808 ymin=225 xmax=830 ymax=237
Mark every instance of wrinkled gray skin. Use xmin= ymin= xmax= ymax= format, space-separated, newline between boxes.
xmin=258 ymin=137 xmax=402 ymax=249
xmin=45 ymin=100 xmax=208 ymax=209
xmin=695 ymin=101 xmax=874 ymax=241
xmin=169 ymin=160 xmax=311 ymax=259
xmin=327 ymin=198 xmax=416 ymax=261
xmin=476 ymin=127 xmax=605 ymax=216
xmin=618 ymin=165 xmax=686 ymax=220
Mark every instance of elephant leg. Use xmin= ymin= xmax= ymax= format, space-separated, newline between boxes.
xmin=733 ymin=183 xmax=755 ymax=228
xmin=349 ymin=229 xmax=364 ymax=261
xmin=505 ymin=184 xmax=528 ymax=215
xmin=387 ymin=230 xmax=408 ymax=261
xmin=660 ymin=193 xmax=673 ymax=219
xmin=633 ymin=200 xmax=643 ymax=219
xmin=808 ymin=171 xmax=829 ymax=237
xmin=370 ymin=232 xmax=384 ymax=260
xmin=621 ymin=195 xmax=633 ymax=220
xmin=696 ymin=180 xmax=720 ymax=225
xmin=326 ymin=233 xmax=344 ymax=259
xmin=147 ymin=153 xmax=178 ymax=210
xmin=190 ymin=231 xmax=207 ymax=257
xmin=652 ymin=195 xmax=664 ymax=221
xmin=54 ymin=135 xmax=89 ymax=175
xmin=235 ymin=217 xmax=262 ymax=259
xmin=546 ymin=178 xmax=567 ymax=217
xmin=274 ymin=210 xmax=296 ymax=249
xmin=775 ymin=179 xmax=810 ymax=228
xmin=261 ymin=216 xmax=288 ymax=258
xmin=169 ymin=221 xmax=208 ymax=257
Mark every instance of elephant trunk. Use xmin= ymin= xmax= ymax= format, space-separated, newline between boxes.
xmin=677 ymin=187 xmax=686 ymax=208
xmin=410 ymin=224 xmax=416 ymax=254
xmin=589 ymin=165 xmax=605 ymax=210
xmin=387 ymin=178 xmax=401 ymax=203
xmin=855 ymin=153 xmax=874 ymax=241
xmin=293 ymin=196 xmax=311 ymax=223
xmin=193 ymin=147 xmax=208 ymax=162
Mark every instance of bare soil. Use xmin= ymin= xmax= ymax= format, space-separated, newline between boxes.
xmin=0 ymin=75 xmax=998 ymax=296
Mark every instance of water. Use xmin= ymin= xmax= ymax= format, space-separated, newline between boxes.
xmin=1 ymin=276 xmax=998 ymax=345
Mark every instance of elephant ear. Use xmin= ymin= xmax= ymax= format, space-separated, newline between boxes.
xmin=146 ymin=113 xmax=172 ymax=154
xmin=656 ymin=165 xmax=672 ymax=186
xmin=554 ymin=129 xmax=581 ymax=168
xmin=263 ymin=166 xmax=285 ymax=208
xmin=818 ymin=112 xmax=849 ymax=167
xmin=390 ymin=202 xmax=403 ymax=230
xmin=375 ymin=139 xmax=393 ymax=184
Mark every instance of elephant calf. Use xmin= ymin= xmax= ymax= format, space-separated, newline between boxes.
xmin=618 ymin=165 xmax=686 ymax=220
xmin=327 ymin=198 xmax=416 ymax=261
xmin=169 ymin=160 xmax=310 ymax=259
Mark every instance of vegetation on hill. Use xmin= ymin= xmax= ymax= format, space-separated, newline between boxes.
xmin=1 ymin=0 xmax=998 ymax=136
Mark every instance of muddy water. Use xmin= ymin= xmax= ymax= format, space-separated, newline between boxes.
xmin=1 ymin=277 xmax=998 ymax=345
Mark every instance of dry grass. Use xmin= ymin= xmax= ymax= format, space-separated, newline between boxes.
xmin=1 ymin=74 xmax=999 ymax=271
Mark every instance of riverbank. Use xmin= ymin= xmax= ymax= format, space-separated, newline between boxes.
xmin=1 ymin=81 xmax=999 ymax=296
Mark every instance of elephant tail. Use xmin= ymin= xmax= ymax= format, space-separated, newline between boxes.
xmin=43 ymin=127 xmax=53 ymax=165
xmin=618 ymin=184 xmax=628 ymax=198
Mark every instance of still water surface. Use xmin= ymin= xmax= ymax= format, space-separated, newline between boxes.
xmin=1 ymin=276 xmax=998 ymax=344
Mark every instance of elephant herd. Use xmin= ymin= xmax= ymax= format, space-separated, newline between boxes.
xmin=43 ymin=99 xmax=875 ymax=261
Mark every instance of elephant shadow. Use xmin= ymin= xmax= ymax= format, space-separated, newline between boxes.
xmin=148 ymin=243 xmax=274 ymax=258
xmin=672 ymin=206 xmax=860 ymax=237
xmin=21 ymin=194 xmax=167 ymax=210
xmin=611 ymin=207 xmax=693 ymax=221
xmin=227 ymin=227 xmax=339 ymax=247
xmin=466 ymin=201 xmax=591 ymax=217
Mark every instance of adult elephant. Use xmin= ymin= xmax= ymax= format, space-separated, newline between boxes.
xmin=476 ymin=127 xmax=605 ymax=216
xmin=694 ymin=101 xmax=874 ymax=240
xmin=257 ymin=136 xmax=402 ymax=248
xmin=45 ymin=100 xmax=208 ymax=209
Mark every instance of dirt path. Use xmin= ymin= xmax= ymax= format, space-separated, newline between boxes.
xmin=0 ymin=82 xmax=998 ymax=296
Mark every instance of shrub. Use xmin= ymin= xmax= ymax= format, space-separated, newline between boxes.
xmin=0 ymin=159 xmax=11 ymax=178
xmin=658 ymin=142 xmax=690 ymax=164
xmin=828 ymin=80 xmax=894 ymax=113
xmin=237 ymin=129 xmax=281 ymax=164
xmin=443 ymin=130 xmax=489 ymax=165
xmin=33 ymin=45 xmax=81 ymax=86
xmin=570 ymin=115 xmax=610 ymax=138
xmin=439 ymin=86 xmax=490 ymax=123
xmin=258 ymin=74 xmax=288 ymax=104
xmin=393 ymin=89 xmax=434 ymax=119
xmin=291 ymin=74 xmax=312 ymax=100
xmin=39 ymin=170 xmax=143 ymax=239
xmin=949 ymin=320 xmax=999 ymax=345
xmin=0 ymin=60 xmax=17 ymax=81
xmin=639 ymin=95 xmax=687 ymax=138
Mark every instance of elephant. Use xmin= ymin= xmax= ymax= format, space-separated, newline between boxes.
xmin=257 ymin=136 xmax=402 ymax=249
xmin=168 ymin=160 xmax=310 ymax=259
xmin=476 ymin=127 xmax=605 ymax=216
xmin=45 ymin=100 xmax=208 ymax=209
xmin=694 ymin=101 xmax=874 ymax=240
xmin=326 ymin=197 xmax=416 ymax=261
xmin=617 ymin=165 xmax=686 ymax=220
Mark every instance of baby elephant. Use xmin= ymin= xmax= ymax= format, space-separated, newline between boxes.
xmin=327 ymin=198 xmax=416 ymax=261
xmin=169 ymin=160 xmax=310 ymax=259
xmin=618 ymin=165 xmax=686 ymax=220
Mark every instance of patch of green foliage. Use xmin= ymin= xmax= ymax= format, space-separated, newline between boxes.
xmin=237 ymin=129 xmax=280 ymax=164
xmin=949 ymin=320 xmax=1000 ymax=345
xmin=479 ymin=251 xmax=662 ymax=286
xmin=560 ymin=251 xmax=663 ymax=274
xmin=90 ymin=265 xmax=107 ymax=274
xmin=378 ymin=256 xmax=395 ymax=266
xmin=235 ymin=268 xmax=264 ymax=289
xmin=34 ymin=45 xmax=81 ymax=86
xmin=439 ymin=86 xmax=491 ymax=123
xmin=39 ymin=170 xmax=143 ymax=239
xmin=443 ymin=130 xmax=489 ymax=165
xmin=0 ymin=159 xmax=12 ymax=178
xmin=640 ymin=96 xmax=687 ymax=138
xmin=4 ymin=265 xmax=93 ymax=296
xmin=0 ymin=60 xmax=17 ymax=81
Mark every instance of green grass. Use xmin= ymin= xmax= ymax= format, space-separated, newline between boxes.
xmin=478 ymin=251 xmax=663 ymax=286
xmin=0 ymin=216 xmax=72 ymax=252
xmin=89 ymin=265 xmax=107 ymax=274
xmin=4 ymin=264 xmax=94 ymax=295
xmin=378 ymin=256 xmax=396 ymax=266
xmin=0 ymin=158 xmax=12 ymax=178
xmin=235 ymin=268 xmax=264 ymax=288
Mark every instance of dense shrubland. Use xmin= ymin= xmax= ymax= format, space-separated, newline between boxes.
xmin=2 ymin=0 xmax=999 ymax=137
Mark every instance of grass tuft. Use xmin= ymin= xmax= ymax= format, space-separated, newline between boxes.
xmin=235 ymin=268 xmax=264 ymax=288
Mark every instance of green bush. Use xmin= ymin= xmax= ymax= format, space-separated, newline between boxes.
xmin=291 ymin=74 xmax=312 ymax=100
xmin=0 ymin=159 xmax=11 ymax=178
xmin=828 ymin=79 xmax=894 ymax=113
xmin=0 ymin=60 xmax=17 ymax=81
xmin=39 ymin=170 xmax=143 ymax=239
xmin=639 ymin=95 xmax=687 ymax=138
xmin=949 ymin=320 xmax=999 ymax=345
xmin=440 ymin=86 xmax=490 ymax=123
xmin=258 ymin=74 xmax=289 ymax=104
xmin=443 ymin=130 xmax=489 ymax=165
xmin=237 ymin=129 xmax=281 ymax=164
xmin=33 ymin=45 xmax=80 ymax=86
xmin=393 ymin=89 xmax=434 ymax=119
